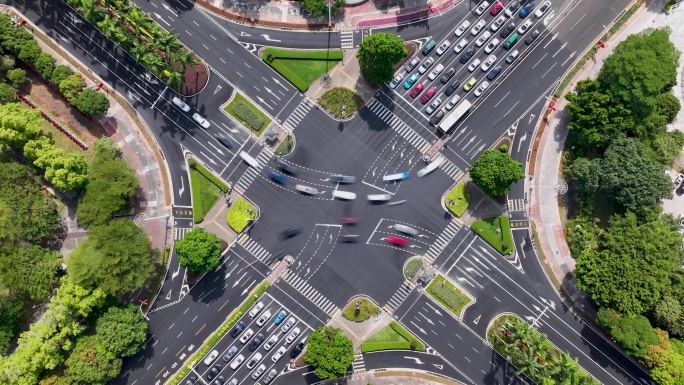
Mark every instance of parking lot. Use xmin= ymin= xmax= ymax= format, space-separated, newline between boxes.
xmin=181 ymin=294 xmax=313 ymax=385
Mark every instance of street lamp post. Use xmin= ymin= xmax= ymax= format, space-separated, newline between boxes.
xmin=325 ymin=0 xmax=334 ymax=27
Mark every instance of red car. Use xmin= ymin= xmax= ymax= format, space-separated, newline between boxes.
xmin=410 ymin=83 xmax=424 ymax=97
xmin=386 ymin=235 xmax=409 ymax=247
xmin=420 ymin=87 xmax=437 ymax=104
xmin=341 ymin=217 xmax=359 ymax=224
xmin=490 ymin=0 xmax=504 ymax=15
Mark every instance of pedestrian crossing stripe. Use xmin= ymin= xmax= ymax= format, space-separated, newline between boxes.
xmin=385 ymin=281 xmax=416 ymax=313
xmin=284 ymin=101 xmax=313 ymax=129
xmin=420 ymin=143 xmax=431 ymax=153
xmin=352 ymin=354 xmax=366 ymax=373
xmin=235 ymin=150 xmax=272 ymax=192
xmin=282 ymin=271 xmax=338 ymax=316
xmin=424 ymin=220 xmax=462 ymax=263
xmin=341 ymin=31 xmax=354 ymax=49
xmin=238 ymin=233 xmax=249 ymax=244
xmin=234 ymin=185 xmax=245 ymax=195
xmin=281 ymin=269 xmax=291 ymax=280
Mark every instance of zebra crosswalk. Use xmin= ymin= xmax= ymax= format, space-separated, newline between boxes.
xmin=369 ymin=99 xmax=430 ymax=150
xmin=340 ymin=31 xmax=354 ymax=49
xmin=424 ymin=220 xmax=462 ymax=263
xmin=352 ymin=354 xmax=366 ymax=373
xmin=281 ymin=270 xmax=339 ymax=316
xmin=284 ymin=99 xmax=313 ymax=129
xmin=384 ymin=280 xmax=416 ymax=314
xmin=237 ymin=234 xmax=273 ymax=264
xmin=441 ymin=159 xmax=465 ymax=181
xmin=508 ymin=198 xmax=526 ymax=212
xmin=175 ymin=228 xmax=192 ymax=240
xmin=234 ymin=148 xmax=273 ymax=193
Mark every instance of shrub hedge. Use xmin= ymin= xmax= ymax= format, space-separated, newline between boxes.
xmin=360 ymin=321 xmax=425 ymax=352
xmin=404 ymin=258 xmax=423 ymax=279
xmin=318 ymin=87 xmax=364 ymax=119
xmin=188 ymin=159 xmax=204 ymax=223
xmin=341 ymin=298 xmax=380 ymax=322
xmin=232 ymin=101 xmax=265 ymax=131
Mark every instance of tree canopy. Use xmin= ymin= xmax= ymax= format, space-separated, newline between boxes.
xmin=469 ymin=150 xmax=525 ymax=196
xmin=175 ymin=228 xmax=222 ymax=275
xmin=304 ymin=326 xmax=354 ymax=380
xmin=300 ymin=0 xmax=345 ymax=18
xmin=67 ymin=219 xmax=155 ymax=297
xmin=0 ymin=245 xmax=61 ymax=300
xmin=75 ymin=88 xmax=110 ymax=116
xmin=63 ymin=336 xmax=122 ymax=385
xmin=95 ymin=305 xmax=148 ymax=359
xmin=357 ymin=32 xmax=407 ymax=84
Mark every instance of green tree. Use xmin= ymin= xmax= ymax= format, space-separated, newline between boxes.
xmin=142 ymin=52 xmax=165 ymax=76
xmin=45 ymin=153 xmax=89 ymax=191
xmin=6 ymin=68 xmax=27 ymax=89
xmin=173 ymin=50 xmax=199 ymax=73
xmin=18 ymin=40 xmax=42 ymax=64
xmin=51 ymin=64 xmax=74 ymax=84
xmin=598 ymin=27 xmax=680 ymax=125
xmin=599 ymin=137 xmax=672 ymax=217
xmin=59 ymin=73 xmax=87 ymax=104
xmin=566 ymin=157 xmax=601 ymax=202
xmin=95 ymin=305 xmax=148 ymax=359
xmin=596 ymin=308 xmax=659 ymax=360
xmin=655 ymin=91 xmax=681 ymax=124
xmin=0 ymin=200 xmax=17 ymax=253
xmin=0 ymin=296 xmax=23 ymax=355
xmin=300 ymin=0 xmax=345 ymax=17
xmin=166 ymin=71 xmax=185 ymax=91
xmin=93 ymin=137 xmax=121 ymax=157
xmin=34 ymin=52 xmax=56 ymax=80
xmin=175 ymin=228 xmax=221 ymax=275
xmin=304 ymin=326 xmax=354 ymax=380
xmin=0 ymin=102 xmax=43 ymax=149
xmin=653 ymin=296 xmax=684 ymax=337
xmin=649 ymin=130 xmax=684 ymax=165
xmin=67 ymin=220 xmax=155 ymax=296
xmin=63 ymin=336 xmax=121 ymax=385
xmin=576 ymin=212 xmax=683 ymax=315
xmin=0 ymin=245 xmax=61 ymax=299
xmin=75 ymin=88 xmax=110 ymax=116
xmin=0 ymin=55 xmax=14 ymax=74
xmin=0 ymin=82 xmax=16 ymax=104
xmin=357 ymin=32 xmax=407 ymax=84
xmin=469 ymin=150 xmax=525 ymax=196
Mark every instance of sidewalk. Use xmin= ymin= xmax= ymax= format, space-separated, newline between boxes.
xmin=528 ymin=0 xmax=680 ymax=317
xmin=197 ymin=0 xmax=456 ymax=30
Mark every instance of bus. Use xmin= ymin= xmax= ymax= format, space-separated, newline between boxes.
xmin=438 ymin=99 xmax=472 ymax=134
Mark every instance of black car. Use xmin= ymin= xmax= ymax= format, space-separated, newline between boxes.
xmin=281 ymin=226 xmax=302 ymax=239
xmin=445 ymin=80 xmax=462 ymax=96
xmin=248 ymin=333 xmax=265 ymax=351
xmin=278 ymin=161 xmax=297 ymax=175
xmin=429 ymin=110 xmax=445 ymax=126
xmin=459 ymin=46 xmax=476 ymax=63
xmin=290 ymin=342 xmax=305 ymax=358
xmin=500 ymin=22 xmax=516 ymax=38
xmin=230 ymin=321 xmax=245 ymax=338
xmin=213 ymin=376 xmax=225 ymax=385
xmin=525 ymin=29 xmax=540 ymax=45
xmin=487 ymin=65 xmax=503 ymax=81
xmin=677 ymin=182 xmax=684 ymax=195
xmin=185 ymin=376 xmax=197 ymax=385
xmin=440 ymin=68 xmax=456 ymax=84
xmin=207 ymin=365 xmax=221 ymax=380
xmin=222 ymin=346 xmax=238 ymax=362
xmin=215 ymin=134 xmax=233 ymax=149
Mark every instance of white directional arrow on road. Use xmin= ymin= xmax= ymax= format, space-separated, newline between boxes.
xmin=264 ymin=86 xmax=281 ymax=101
xmin=241 ymin=287 xmax=249 ymax=296
xmin=552 ymin=42 xmax=567 ymax=58
xmin=418 ymin=312 xmax=434 ymax=325
xmin=272 ymin=77 xmax=289 ymax=91
xmin=433 ymin=364 xmax=444 ymax=370
xmin=225 ymin=264 xmax=238 ymax=279
xmin=528 ymin=113 xmax=536 ymax=124
xmin=261 ymin=34 xmax=282 ymax=42
xmin=561 ymin=51 xmax=577 ymax=67
xmin=424 ymin=302 xmax=443 ymax=316
xmin=544 ymin=33 xmax=559 ymax=49
xmin=171 ymin=263 xmax=181 ymax=280
xmin=126 ymin=90 xmax=141 ymax=102
xmin=241 ymin=31 xmax=252 ymax=36
xmin=410 ymin=321 xmax=427 ymax=335
xmin=517 ymin=131 xmax=528 ymax=153
xmin=233 ymin=272 xmax=247 ymax=287
xmin=256 ymin=96 xmax=273 ymax=110
xmin=153 ymin=12 xmax=171 ymax=27
xmin=178 ymin=177 xmax=185 ymax=198
xmin=543 ymin=10 xmax=555 ymax=26
xmin=404 ymin=356 xmax=425 ymax=365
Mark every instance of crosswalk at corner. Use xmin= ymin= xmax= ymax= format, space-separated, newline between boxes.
xmin=281 ymin=270 xmax=339 ymax=316
xmin=440 ymin=159 xmax=465 ymax=181
xmin=352 ymin=354 xmax=366 ymax=373
xmin=424 ymin=219 xmax=462 ymax=264
xmin=384 ymin=280 xmax=416 ymax=314
xmin=340 ymin=31 xmax=354 ymax=49
xmin=174 ymin=228 xmax=192 ymax=241
xmin=237 ymin=234 xmax=273 ymax=264
xmin=284 ymin=99 xmax=313 ymax=129
xmin=235 ymin=149 xmax=273 ymax=192
xmin=507 ymin=198 xmax=526 ymax=212
xmin=368 ymin=99 xmax=431 ymax=150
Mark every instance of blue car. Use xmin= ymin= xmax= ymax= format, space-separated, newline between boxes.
xmin=519 ymin=1 xmax=535 ymax=17
xmin=268 ymin=170 xmax=287 ymax=184
xmin=274 ymin=310 xmax=288 ymax=324
xmin=382 ymin=171 xmax=410 ymax=182
xmin=404 ymin=74 xmax=418 ymax=90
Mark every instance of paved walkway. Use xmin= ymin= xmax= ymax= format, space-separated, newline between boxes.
xmin=528 ymin=0 xmax=684 ymax=316
xmin=198 ymin=0 xmax=456 ymax=29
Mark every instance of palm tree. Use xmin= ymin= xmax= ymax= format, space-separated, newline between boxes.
xmin=552 ymin=351 xmax=580 ymax=383
xmin=165 ymin=71 xmax=185 ymax=91
xmin=172 ymin=50 xmax=199 ymax=73
xmin=155 ymin=30 xmax=183 ymax=62
xmin=125 ymin=7 xmax=145 ymax=31
xmin=142 ymin=52 xmax=166 ymax=76
xmin=130 ymin=42 xmax=150 ymax=63
xmin=98 ymin=15 xmax=121 ymax=41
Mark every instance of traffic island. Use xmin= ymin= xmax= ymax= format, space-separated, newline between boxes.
xmin=341 ymin=298 xmax=380 ymax=322
xmin=225 ymin=198 xmax=257 ymax=233
xmin=471 ymin=215 xmax=514 ymax=255
xmin=403 ymin=257 xmax=424 ymax=280
xmin=318 ymin=87 xmax=365 ymax=119
xmin=425 ymin=274 xmax=473 ymax=319
xmin=188 ymin=157 xmax=229 ymax=223
xmin=222 ymin=92 xmax=272 ymax=137
xmin=261 ymin=48 xmax=343 ymax=92
xmin=360 ymin=321 xmax=425 ymax=353
xmin=444 ymin=182 xmax=470 ymax=217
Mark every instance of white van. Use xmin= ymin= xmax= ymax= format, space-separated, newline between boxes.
xmin=367 ymin=193 xmax=391 ymax=202
xmin=240 ymin=151 xmax=260 ymax=169
xmin=333 ymin=190 xmax=356 ymax=200
xmin=417 ymin=156 xmax=446 ymax=177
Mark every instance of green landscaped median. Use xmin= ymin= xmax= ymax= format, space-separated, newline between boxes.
xmin=224 ymin=93 xmax=271 ymax=136
xmin=426 ymin=274 xmax=471 ymax=318
xmin=226 ymin=198 xmax=257 ymax=233
xmin=360 ymin=321 xmax=425 ymax=353
xmin=471 ymin=215 xmax=514 ymax=254
xmin=188 ymin=158 xmax=229 ymax=223
xmin=445 ymin=182 xmax=470 ymax=217
xmin=341 ymin=298 xmax=380 ymax=322
xmin=262 ymin=47 xmax=343 ymax=92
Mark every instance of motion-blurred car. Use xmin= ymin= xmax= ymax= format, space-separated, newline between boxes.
xmin=386 ymin=235 xmax=409 ymax=247
xmin=215 ymin=134 xmax=233 ymax=149
xmin=268 ymin=170 xmax=287 ymax=184
xmin=172 ymin=96 xmax=191 ymax=112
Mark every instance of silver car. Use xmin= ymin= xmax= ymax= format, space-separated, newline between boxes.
xmin=484 ymin=38 xmax=500 ymax=54
xmin=470 ymin=20 xmax=486 ymax=36
xmin=474 ymin=81 xmax=490 ymax=97
xmin=418 ymin=57 xmax=435 ymax=74
xmin=473 ymin=0 xmax=490 ymax=15
xmin=518 ymin=19 xmax=533 ymax=35
xmin=491 ymin=15 xmax=506 ymax=31
xmin=172 ymin=96 xmax=190 ymax=112
xmin=475 ymin=31 xmax=492 ymax=47
xmin=436 ymin=40 xmax=451 ymax=55
xmin=454 ymin=20 xmax=470 ymax=36
xmin=388 ymin=73 xmax=404 ymax=88
xmin=467 ymin=59 xmax=481 ymax=72
xmin=425 ymin=98 xmax=442 ymax=115
xmin=192 ymin=113 xmax=210 ymax=128
xmin=453 ymin=38 xmax=469 ymax=53
xmin=481 ymin=55 xmax=497 ymax=72
xmin=264 ymin=335 xmax=279 ymax=351
xmin=252 ymin=364 xmax=266 ymax=380
xmin=445 ymin=95 xmax=461 ymax=111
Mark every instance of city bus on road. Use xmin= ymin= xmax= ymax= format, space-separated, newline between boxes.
xmin=438 ymin=99 xmax=472 ymax=134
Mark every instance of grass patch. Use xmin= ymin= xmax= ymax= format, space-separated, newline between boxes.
xmin=224 ymin=93 xmax=271 ymax=136
xmin=318 ymin=87 xmax=364 ymax=119
xmin=38 ymin=120 xmax=94 ymax=162
xmin=445 ymin=182 xmax=470 ymax=217
xmin=426 ymin=274 xmax=471 ymax=318
xmin=360 ymin=321 xmax=425 ymax=352
xmin=188 ymin=158 xmax=226 ymax=223
xmin=404 ymin=258 xmax=423 ymax=279
xmin=341 ymin=298 xmax=380 ymax=322
xmin=471 ymin=215 xmax=514 ymax=255
xmin=225 ymin=198 xmax=257 ymax=233
xmin=275 ymin=134 xmax=293 ymax=156
xmin=262 ymin=48 xmax=343 ymax=91
xmin=279 ymin=59 xmax=338 ymax=85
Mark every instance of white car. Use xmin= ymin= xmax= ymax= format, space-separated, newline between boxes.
xmin=475 ymin=31 xmax=492 ymax=47
xmin=467 ymin=59 xmax=481 ymax=72
xmin=192 ymin=113 xmax=210 ymax=129
xmin=518 ymin=19 xmax=533 ymax=34
xmin=295 ymin=184 xmax=319 ymax=195
xmin=484 ymin=38 xmax=500 ymax=54
xmin=474 ymin=81 xmax=490 ymax=97
xmin=172 ymin=96 xmax=190 ymax=112
xmin=256 ymin=311 xmax=271 ymax=327
xmin=204 ymin=350 xmax=219 ymax=365
xmin=674 ymin=173 xmax=684 ymax=185
xmin=535 ymin=0 xmax=551 ymax=18
xmin=471 ymin=20 xmax=486 ymax=36
xmin=436 ymin=40 xmax=451 ymax=55
xmin=239 ymin=328 xmax=254 ymax=344
xmin=281 ymin=317 xmax=297 ymax=333
xmin=454 ymin=20 xmax=470 ymax=36
xmin=445 ymin=95 xmax=461 ymax=111
xmin=491 ymin=15 xmax=506 ymax=31
xmin=453 ymin=38 xmax=468 ymax=53
xmin=252 ymin=364 xmax=267 ymax=380
xmin=249 ymin=301 xmax=265 ymax=318
xmin=272 ymin=346 xmax=287 ymax=363
xmin=473 ymin=0 xmax=490 ymax=15
xmin=286 ymin=327 xmax=301 ymax=344
xmin=481 ymin=55 xmax=497 ymax=71
xmin=388 ymin=73 xmax=404 ymax=89
xmin=425 ymin=98 xmax=442 ymax=115
xmin=418 ymin=57 xmax=435 ymax=74
xmin=230 ymin=354 xmax=245 ymax=370
xmin=264 ymin=335 xmax=279 ymax=351
xmin=428 ymin=64 xmax=445 ymax=81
